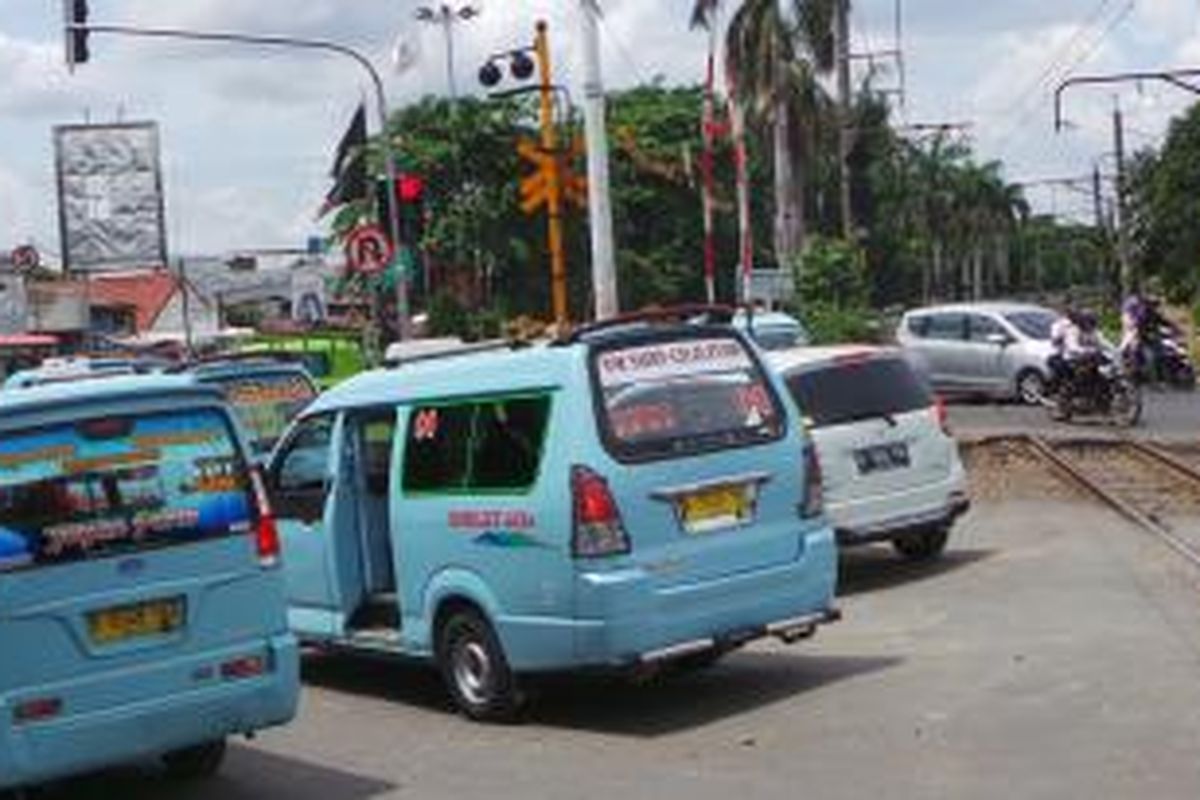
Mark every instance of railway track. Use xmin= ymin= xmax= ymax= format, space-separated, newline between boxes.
xmin=973 ymin=436 xmax=1200 ymax=570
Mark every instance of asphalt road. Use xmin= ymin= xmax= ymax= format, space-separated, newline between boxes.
xmin=41 ymin=498 xmax=1200 ymax=800
xmin=949 ymin=389 xmax=1200 ymax=442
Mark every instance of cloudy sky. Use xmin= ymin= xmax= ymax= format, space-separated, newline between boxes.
xmin=1 ymin=0 xmax=1199 ymax=259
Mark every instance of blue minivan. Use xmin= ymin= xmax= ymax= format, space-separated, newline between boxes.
xmin=0 ymin=376 xmax=299 ymax=791
xmin=268 ymin=313 xmax=838 ymax=720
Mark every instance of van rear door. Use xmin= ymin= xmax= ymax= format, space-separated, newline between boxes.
xmin=0 ymin=401 xmax=280 ymax=714
xmin=783 ymin=354 xmax=952 ymax=504
xmin=587 ymin=331 xmax=805 ymax=586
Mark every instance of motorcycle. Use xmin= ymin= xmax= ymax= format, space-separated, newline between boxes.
xmin=1048 ymin=350 xmax=1142 ymax=427
xmin=1131 ymin=326 xmax=1197 ymax=390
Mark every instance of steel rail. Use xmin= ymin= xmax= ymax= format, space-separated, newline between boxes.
xmin=1025 ymin=436 xmax=1200 ymax=570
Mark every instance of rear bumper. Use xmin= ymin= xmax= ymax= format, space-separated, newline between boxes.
xmin=0 ymin=634 xmax=299 ymax=790
xmin=495 ymin=526 xmax=839 ymax=672
xmin=832 ymin=469 xmax=971 ymax=546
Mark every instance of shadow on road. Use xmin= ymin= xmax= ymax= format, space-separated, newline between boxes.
xmin=301 ymin=648 xmax=900 ymax=739
xmin=524 ymin=651 xmax=901 ymax=737
xmin=33 ymin=745 xmax=396 ymax=800
xmin=837 ymin=546 xmax=995 ymax=597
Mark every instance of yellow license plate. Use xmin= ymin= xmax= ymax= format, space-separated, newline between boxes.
xmin=679 ymin=486 xmax=751 ymax=532
xmin=87 ymin=597 xmax=186 ymax=645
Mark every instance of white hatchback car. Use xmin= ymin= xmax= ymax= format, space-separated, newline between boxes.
xmin=769 ymin=346 xmax=970 ymax=559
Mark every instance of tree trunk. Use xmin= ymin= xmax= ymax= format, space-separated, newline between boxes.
xmin=772 ymin=98 xmax=804 ymax=267
xmin=995 ymin=234 xmax=1010 ymax=293
xmin=972 ymin=243 xmax=984 ymax=301
xmin=931 ymin=239 xmax=943 ymax=302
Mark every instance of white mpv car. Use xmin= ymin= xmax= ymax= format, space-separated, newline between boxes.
xmin=769 ymin=346 xmax=970 ymax=559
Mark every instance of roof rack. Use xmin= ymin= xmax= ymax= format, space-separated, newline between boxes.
xmin=384 ymin=339 xmax=525 ymax=369
xmin=555 ymin=304 xmax=739 ymax=345
xmin=166 ymin=351 xmax=312 ymax=373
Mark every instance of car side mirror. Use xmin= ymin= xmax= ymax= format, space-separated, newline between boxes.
xmin=986 ymin=333 xmax=1011 ymax=347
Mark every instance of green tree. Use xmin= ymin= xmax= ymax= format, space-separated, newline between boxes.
xmin=1129 ymin=103 xmax=1200 ymax=301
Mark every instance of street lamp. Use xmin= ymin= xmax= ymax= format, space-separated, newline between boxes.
xmin=414 ymin=3 xmax=481 ymax=101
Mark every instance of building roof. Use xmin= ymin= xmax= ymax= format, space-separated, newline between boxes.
xmin=88 ymin=270 xmax=180 ymax=331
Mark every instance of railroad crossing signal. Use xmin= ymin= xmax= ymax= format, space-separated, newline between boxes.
xmin=517 ymin=136 xmax=586 ymax=215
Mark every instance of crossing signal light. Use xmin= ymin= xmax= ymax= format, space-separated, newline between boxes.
xmin=65 ymin=0 xmax=90 ymax=69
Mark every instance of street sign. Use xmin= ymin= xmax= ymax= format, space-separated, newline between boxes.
xmin=345 ymin=224 xmax=394 ymax=276
xmin=9 ymin=245 xmax=39 ymax=272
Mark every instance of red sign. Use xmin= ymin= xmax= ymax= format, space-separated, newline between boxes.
xmin=344 ymin=224 xmax=393 ymax=276
xmin=10 ymin=245 xmax=39 ymax=272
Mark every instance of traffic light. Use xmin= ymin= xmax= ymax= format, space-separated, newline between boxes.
xmin=64 ymin=0 xmax=89 ymax=69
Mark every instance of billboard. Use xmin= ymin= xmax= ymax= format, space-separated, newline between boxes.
xmin=54 ymin=122 xmax=168 ymax=273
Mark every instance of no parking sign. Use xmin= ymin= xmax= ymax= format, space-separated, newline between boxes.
xmin=345 ymin=224 xmax=393 ymax=276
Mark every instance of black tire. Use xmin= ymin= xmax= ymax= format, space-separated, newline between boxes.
xmin=1049 ymin=389 xmax=1072 ymax=422
xmin=1016 ymin=369 xmax=1046 ymax=405
xmin=162 ymin=739 xmax=226 ymax=781
xmin=436 ymin=607 xmax=524 ymax=723
xmin=1112 ymin=380 xmax=1143 ymax=427
xmin=893 ymin=527 xmax=950 ymax=561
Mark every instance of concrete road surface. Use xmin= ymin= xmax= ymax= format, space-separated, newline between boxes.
xmin=41 ymin=500 xmax=1200 ymax=799
xmin=949 ymin=389 xmax=1199 ymax=442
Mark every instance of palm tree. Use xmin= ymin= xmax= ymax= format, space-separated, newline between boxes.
xmin=692 ymin=0 xmax=838 ymax=267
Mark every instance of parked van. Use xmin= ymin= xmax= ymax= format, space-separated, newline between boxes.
xmin=186 ymin=357 xmax=320 ymax=459
xmin=239 ymin=331 xmax=367 ymax=389
xmin=267 ymin=314 xmax=838 ymax=720
xmin=0 ymin=376 xmax=299 ymax=791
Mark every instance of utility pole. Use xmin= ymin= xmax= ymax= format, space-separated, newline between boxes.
xmin=1112 ymin=100 xmax=1133 ymax=297
xmin=836 ymin=0 xmax=854 ymax=241
xmin=579 ymin=0 xmax=619 ymax=321
xmin=701 ymin=18 xmax=720 ymax=305
xmin=1092 ymin=163 xmax=1104 ymax=231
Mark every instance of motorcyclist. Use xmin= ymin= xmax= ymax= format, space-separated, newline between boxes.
xmin=1048 ymin=306 xmax=1079 ymax=395
xmin=1119 ymin=290 xmax=1145 ymax=364
xmin=1049 ymin=307 xmax=1102 ymax=398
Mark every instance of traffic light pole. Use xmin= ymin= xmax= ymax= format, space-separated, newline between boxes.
xmin=533 ymin=22 xmax=569 ymax=329
xmin=64 ymin=21 xmax=412 ymax=341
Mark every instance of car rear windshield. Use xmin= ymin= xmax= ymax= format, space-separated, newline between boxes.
xmin=0 ymin=408 xmax=254 ymax=574
xmin=1004 ymin=311 xmax=1056 ymax=341
xmin=785 ymin=356 xmax=932 ymax=429
xmin=212 ymin=372 xmax=318 ymax=455
xmin=592 ymin=335 xmax=785 ymax=462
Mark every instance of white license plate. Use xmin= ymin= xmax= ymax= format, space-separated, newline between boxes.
xmin=854 ymin=443 xmax=910 ymax=475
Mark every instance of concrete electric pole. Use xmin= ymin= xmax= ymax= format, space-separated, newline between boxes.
xmin=1112 ymin=100 xmax=1133 ymax=297
xmin=579 ymin=0 xmax=619 ymax=321
xmin=836 ymin=0 xmax=854 ymax=241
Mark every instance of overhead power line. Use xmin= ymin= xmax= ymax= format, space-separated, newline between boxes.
xmin=993 ymin=0 xmax=1136 ymax=155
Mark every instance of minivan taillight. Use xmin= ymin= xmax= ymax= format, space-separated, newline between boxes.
xmin=933 ymin=395 xmax=951 ymax=436
xmin=801 ymin=442 xmax=825 ymax=519
xmin=249 ymin=469 xmax=281 ymax=569
xmin=571 ymin=466 xmax=631 ymax=558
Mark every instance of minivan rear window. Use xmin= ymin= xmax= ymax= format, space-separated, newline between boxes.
xmin=785 ymin=356 xmax=932 ymax=429
xmin=0 ymin=408 xmax=253 ymax=573
xmin=593 ymin=335 xmax=785 ymax=462
xmin=212 ymin=372 xmax=318 ymax=455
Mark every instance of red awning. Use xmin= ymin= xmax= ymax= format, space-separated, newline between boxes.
xmin=0 ymin=334 xmax=59 ymax=348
